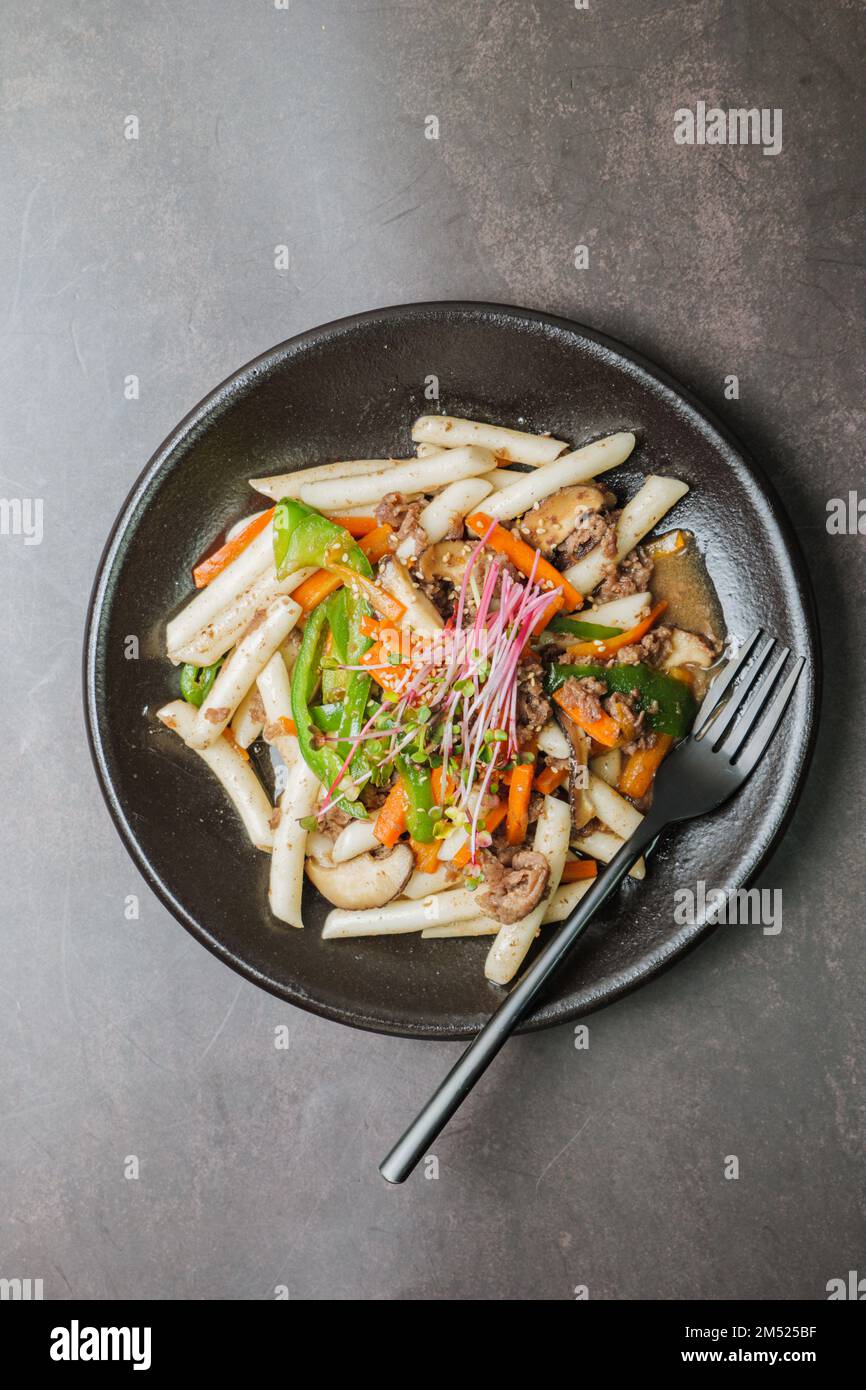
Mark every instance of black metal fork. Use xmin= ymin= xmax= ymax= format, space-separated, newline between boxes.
xmin=380 ymin=629 xmax=805 ymax=1184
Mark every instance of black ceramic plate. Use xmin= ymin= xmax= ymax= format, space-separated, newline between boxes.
xmin=84 ymin=303 xmax=819 ymax=1039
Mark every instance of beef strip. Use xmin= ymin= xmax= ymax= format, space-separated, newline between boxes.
xmin=478 ymin=848 xmax=550 ymax=925
xmin=318 ymin=805 xmax=352 ymax=837
xmin=602 ymin=689 xmax=646 ymax=749
xmin=554 ymin=509 xmax=615 ymax=568
xmin=558 ymin=675 xmax=607 ymax=725
xmin=612 ymin=625 xmax=672 ymax=668
xmin=595 ymin=546 xmax=654 ymax=602
xmin=515 ymin=659 xmax=551 ymax=743
xmin=375 ymin=491 xmax=428 ymax=557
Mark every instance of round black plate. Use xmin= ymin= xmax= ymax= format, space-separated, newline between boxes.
xmin=84 ymin=303 xmax=819 ymax=1039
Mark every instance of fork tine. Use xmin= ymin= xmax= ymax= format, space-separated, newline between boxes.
xmin=708 ymin=637 xmax=776 ymax=747
xmin=720 ymin=646 xmax=789 ymax=760
xmin=692 ymin=627 xmax=762 ymax=735
xmin=734 ymin=657 xmax=806 ymax=778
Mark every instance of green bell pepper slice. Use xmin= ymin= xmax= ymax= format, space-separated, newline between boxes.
xmin=321 ymin=587 xmax=350 ymax=701
xmin=310 ymin=702 xmax=344 ymax=733
xmin=547 ymin=615 xmax=622 ymax=641
xmin=273 ymin=498 xmax=372 ymax=583
xmin=395 ymin=755 xmax=436 ymax=842
xmin=290 ymin=598 xmax=368 ymax=819
xmin=336 ymin=671 xmax=373 ymax=784
xmin=180 ymin=660 xmax=222 ymax=708
xmin=546 ymin=661 xmax=697 ymax=739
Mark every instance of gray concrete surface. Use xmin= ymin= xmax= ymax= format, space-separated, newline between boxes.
xmin=1 ymin=0 xmax=863 ymax=1300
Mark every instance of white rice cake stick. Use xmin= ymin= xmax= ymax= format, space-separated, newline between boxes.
xmin=416 ymin=478 xmax=493 ymax=545
xmin=298 ymin=445 xmax=495 ymax=512
xmin=190 ymin=596 xmax=301 ymax=748
xmin=156 ymin=699 xmax=274 ymax=852
xmin=169 ymin=565 xmax=314 ymax=668
xmin=412 ymin=415 xmax=567 ymax=465
xmin=576 ymin=828 xmax=645 ymax=880
xmin=321 ymin=887 xmax=489 ymax=939
xmin=249 ymin=458 xmax=412 ymax=501
xmin=480 ymin=433 xmax=636 ymax=522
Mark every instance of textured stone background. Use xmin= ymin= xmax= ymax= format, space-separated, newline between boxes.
xmin=1 ymin=0 xmax=863 ymax=1300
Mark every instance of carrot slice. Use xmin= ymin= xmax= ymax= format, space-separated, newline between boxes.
xmin=360 ymin=641 xmax=410 ymax=694
xmin=618 ymin=733 xmax=673 ymax=800
xmin=374 ymin=780 xmax=407 ymax=847
xmin=501 ymin=764 xmax=568 ymax=794
xmin=193 ymin=508 xmax=275 ymax=589
xmin=292 ymin=569 xmax=343 ymax=613
xmin=567 ymin=601 xmax=668 ymax=659
xmin=452 ymin=802 xmax=508 ymax=867
xmin=357 ymin=524 xmax=393 ymax=565
xmin=465 ymin=513 xmax=583 ymax=611
xmin=534 ymin=765 xmax=568 ymax=795
xmin=292 ymin=525 xmax=395 ymax=614
xmin=505 ymin=763 xmax=534 ymax=845
xmin=534 ymin=591 xmax=565 ymax=636
xmin=561 ymin=858 xmax=598 ymax=882
xmin=411 ymin=838 xmax=441 ymax=873
xmin=552 ymin=689 xmax=620 ymax=748
xmin=431 ymin=766 xmax=456 ymax=805
xmin=329 ymin=563 xmax=406 ymax=623
xmin=326 ymin=516 xmax=378 ymax=537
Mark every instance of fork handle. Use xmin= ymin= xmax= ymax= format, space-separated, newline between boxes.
xmin=379 ymin=814 xmax=666 ymax=1184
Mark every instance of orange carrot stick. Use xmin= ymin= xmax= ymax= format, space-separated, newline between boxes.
xmin=431 ymin=766 xmax=456 ymax=805
xmin=193 ymin=508 xmax=275 ymax=589
xmin=506 ymin=763 xmax=534 ymax=845
xmin=410 ymin=838 xmax=441 ymax=873
xmin=465 ymin=513 xmax=583 ymax=611
xmin=453 ymin=803 xmax=508 ymax=867
xmin=567 ymin=601 xmax=669 ymax=659
xmin=291 ymin=525 xmax=395 ymax=614
xmin=326 ymin=516 xmax=378 ymax=537
xmin=357 ymin=524 xmax=393 ymax=564
xmin=329 ymin=563 xmax=406 ymax=623
xmin=360 ymin=641 xmax=410 ymax=694
xmin=560 ymin=858 xmax=598 ymax=882
xmin=532 ymin=591 xmax=565 ymax=637
xmin=292 ymin=569 xmax=343 ymax=613
xmin=374 ymin=780 xmax=407 ymax=847
xmin=534 ymin=765 xmax=568 ymax=795
xmin=552 ymin=689 xmax=620 ymax=748
xmin=618 ymin=733 xmax=673 ymax=800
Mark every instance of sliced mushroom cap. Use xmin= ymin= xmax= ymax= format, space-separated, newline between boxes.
xmin=662 ymin=628 xmax=718 ymax=670
xmin=517 ymin=484 xmax=609 ymax=550
xmin=417 ymin=540 xmax=474 ymax=587
xmin=306 ymin=843 xmax=413 ymax=909
xmin=378 ymin=556 xmax=444 ymax=632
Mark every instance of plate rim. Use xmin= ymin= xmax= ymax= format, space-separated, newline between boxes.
xmin=83 ymin=300 xmax=822 ymax=1039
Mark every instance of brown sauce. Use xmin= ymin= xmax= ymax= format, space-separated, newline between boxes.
xmin=650 ymin=532 xmax=726 ymax=699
